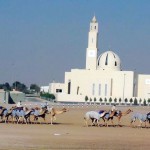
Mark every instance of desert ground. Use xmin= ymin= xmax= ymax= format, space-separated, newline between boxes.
xmin=0 ymin=101 xmax=150 ymax=150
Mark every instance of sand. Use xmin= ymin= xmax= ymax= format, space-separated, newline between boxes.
xmin=0 ymin=104 xmax=150 ymax=150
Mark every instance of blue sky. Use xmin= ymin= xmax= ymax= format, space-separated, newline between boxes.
xmin=0 ymin=0 xmax=150 ymax=86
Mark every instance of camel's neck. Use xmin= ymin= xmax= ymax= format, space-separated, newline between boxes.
xmin=122 ymin=110 xmax=131 ymax=116
xmin=110 ymin=111 xmax=115 ymax=117
xmin=53 ymin=110 xmax=65 ymax=115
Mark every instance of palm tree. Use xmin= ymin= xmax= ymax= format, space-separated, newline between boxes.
xmin=148 ymin=98 xmax=150 ymax=106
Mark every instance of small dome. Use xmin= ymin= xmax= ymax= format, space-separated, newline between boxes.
xmin=97 ymin=51 xmax=121 ymax=71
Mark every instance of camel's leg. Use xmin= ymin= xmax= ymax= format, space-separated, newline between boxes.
xmin=92 ymin=119 xmax=97 ymax=126
xmin=43 ymin=117 xmax=46 ymax=124
xmin=131 ymin=118 xmax=136 ymax=127
xmin=53 ymin=116 xmax=56 ymax=121
xmin=144 ymin=121 xmax=146 ymax=128
xmin=92 ymin=119 xmax=99 ymax=125
xmin=118 ymin=116 xmax=121 ymax=126
xmin=50 ymin=115 xmax=53 ymax=125
xmin=24 ymin=117 xmax=28 ymax=124
xmin=17 ymin=117 xmax=20 ymax=124
xmin=138 ymin=120 xmax=142 ymax=128
xmin=12 ymin=116 xmax=15 ymax=124
xmin=84 ymin=118 xmax=88 ymax=127
xmin=96 ymin=119 xmax=98 ymax=126
xmin=91 ymin=119 xmax=94 ymax=126
xmin=4 ymin=116 xmax=9 ymax=123
xmin=102 ymin=118 xmax=106 ymax=126
xmin=105 ymin=119 xmax=108 ymax=127
xmin=130 ymin=120 xmax=133 ymax=127
xmin=111 ymin=118 xmax=114 ymax=127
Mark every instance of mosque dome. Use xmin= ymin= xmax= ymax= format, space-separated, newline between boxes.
xmin=97 ymin=51 xmax=121 ymax=71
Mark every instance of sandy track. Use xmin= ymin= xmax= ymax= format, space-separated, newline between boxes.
xmin=0 ymin=105 xmax=150 ymax=150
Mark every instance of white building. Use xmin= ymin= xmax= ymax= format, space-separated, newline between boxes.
xmin=40 ymin=86 xmax=49 ymax=93
xmin=49 ymin=16 xmax=150 ymax=103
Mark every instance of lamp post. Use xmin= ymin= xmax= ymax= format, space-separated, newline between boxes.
xmin=123 ymin=73 xmax=126 ymax=103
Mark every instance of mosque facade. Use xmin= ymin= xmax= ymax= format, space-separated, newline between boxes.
xmin=49 ymin=16 xmax=150 ymax=104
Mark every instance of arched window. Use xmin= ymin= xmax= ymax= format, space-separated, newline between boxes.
xmin=68 ymin=80 xmax=71 ymax=94
xmin=105 ymin=54 xmax=108 ymax=65
xmin=77 ymin=86 xmax=79 ymax=95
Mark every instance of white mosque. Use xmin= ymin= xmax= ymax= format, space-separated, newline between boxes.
xmin=49 ymin=16 xmax=150 ymax=103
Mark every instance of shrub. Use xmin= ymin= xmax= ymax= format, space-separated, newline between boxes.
xmin=133 ymin=98 xmax=138 ymax=105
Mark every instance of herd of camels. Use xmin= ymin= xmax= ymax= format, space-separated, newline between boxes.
xmin=84 ymin=108 xmax=150 ymax=128
xmin=0 ymin=105 xmax=67 ymax=125
xmin=0 ymin=104 xmax=150 ymax=128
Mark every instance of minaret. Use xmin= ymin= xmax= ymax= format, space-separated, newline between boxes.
xmin=86 ymin=16 xmax=98 ymax=70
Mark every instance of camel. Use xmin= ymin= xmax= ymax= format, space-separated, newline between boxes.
xmin=10 ymin=106 xmax=33 ymax=124
xmin=0 ymin=106 xmax=6 ymax=119
xmin=101 ymin=110 xmax=116 ymax=127
xmin=4 ymin=106 xmax=33 ymax=124
xmin=130 ymin=112 xmax=150 ymax=128
xmin=2 ymin=106 xmax=18 ymax=123
xmin=47 ymin=107 xmax=68 ymax=125
xmin=114 ymin=109 xmax=133 ymax=126
xmin=32 ymin=107 xmax=48 ymax=124
xmin=102 ymin=109 xmax=133 ymax=126
xmin=0 ymin=106 xmax=9 ymax=122
xmin=84 ymin=111 xmax=107 ymax=127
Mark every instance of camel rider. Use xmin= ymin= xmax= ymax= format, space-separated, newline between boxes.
xmin=17 ymin=101 xmax=22 ymax=107
xmin=111 ymin=104 xmax=117 ymax=112
xmin=41 ymin=102 xmax=48 ymax=109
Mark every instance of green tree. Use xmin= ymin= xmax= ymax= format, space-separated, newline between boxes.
xmin=94 ymin=97 xmax=97 ymax=104
xmin=125 ymin=98 xmax=128 ymax=105
xmin=143 ymin=99 xmax=147 ymax=106
xmin=40 ymin=92 xmax=55 ymax=101
xmin=12 ymin=81 xmax=27 ymax=92
xmin=114 ymin=98 xmax=117 ymax=104
xmin=85 ymin=96 xmax=88 ymax=103
xmin=130 ymin=98 xmax=133 ymax=106
xmin=134 ymin=98 xmax=138 ymax=105
xmin=99 ymin=98 xmax=103 ymax=105
xmin=51 ymin=94 xmax=56 ymax=102
xmin=148 ymin=98 xmax=150 ymax=106
xmin=109 ymin=97 xmax=112 ymax=105
xmin=0 ymin=84 xmax=3 ymax=89
xmin=30 ymin=84 xmax=40 ymax=93
xmin=3 ymin=82 xmax=11 ymax=91
xmin=119 ymin=98 xmax=122 ymax=105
